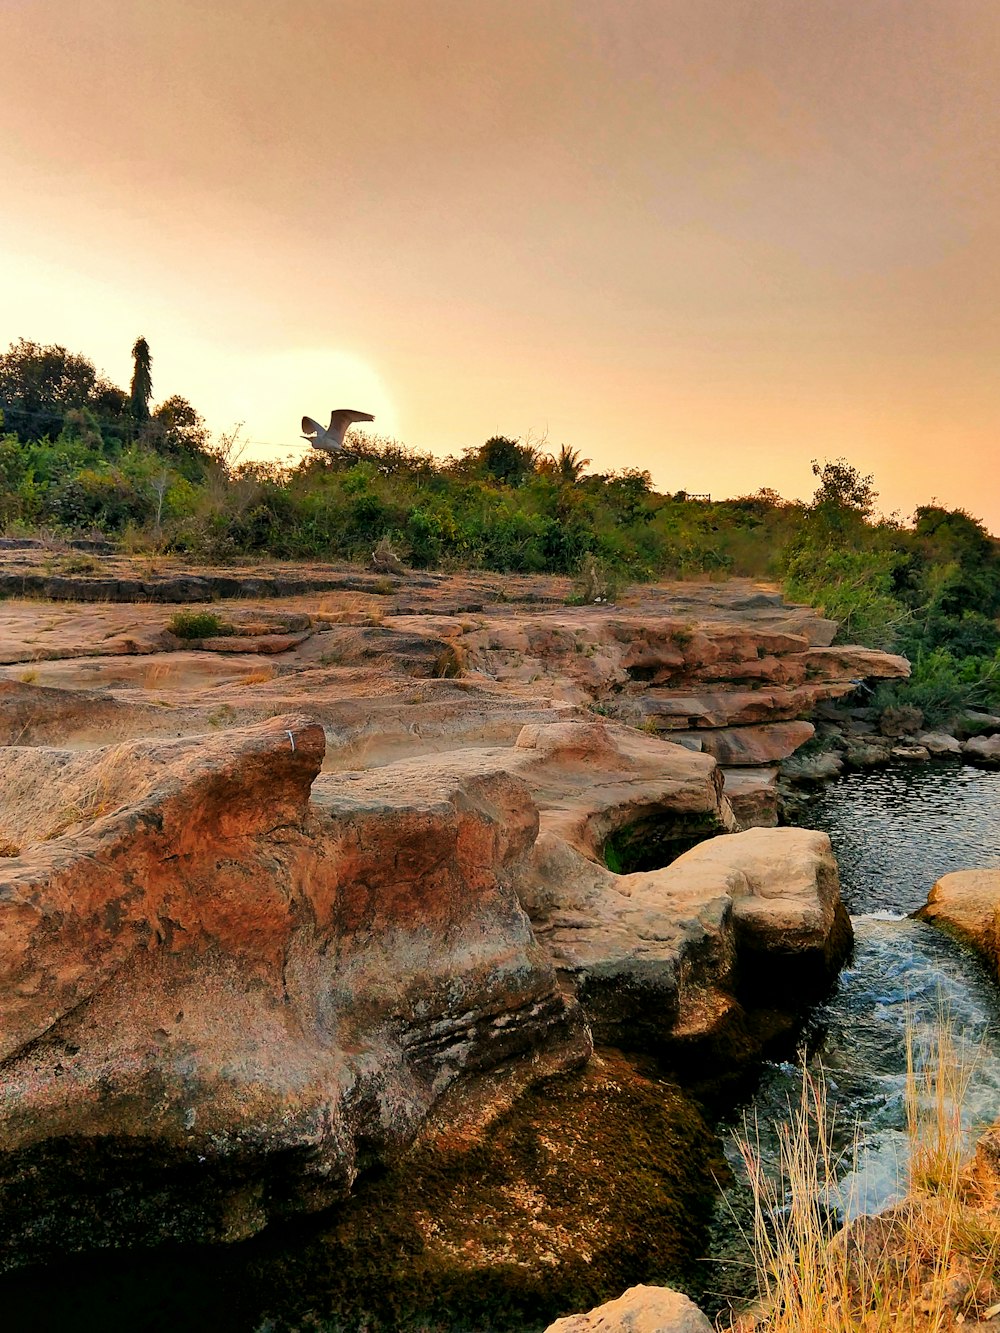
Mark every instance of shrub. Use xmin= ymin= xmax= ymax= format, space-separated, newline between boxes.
xmin=167 ymin=610 xmax=232 ymax=639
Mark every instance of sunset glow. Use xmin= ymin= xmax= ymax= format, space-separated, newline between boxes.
xmin=4 ymin=1 xmax=1000 ymax=523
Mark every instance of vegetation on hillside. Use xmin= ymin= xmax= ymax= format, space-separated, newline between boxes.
xmin=4 ymin=336 xmax=1000 ymax=723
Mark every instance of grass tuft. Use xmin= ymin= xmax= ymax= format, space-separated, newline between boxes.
xmin=728 ymin=1015 xmax=1000 ymax=1331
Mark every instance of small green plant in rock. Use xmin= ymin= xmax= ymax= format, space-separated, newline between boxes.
xmin=167 ymin=610 xmax=233 ymax=639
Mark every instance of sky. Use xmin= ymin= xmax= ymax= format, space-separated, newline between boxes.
xmin=3 ymin=0 xmax=1000 ymax=527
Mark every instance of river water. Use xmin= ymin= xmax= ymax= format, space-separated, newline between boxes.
xmin=708 ymin=760 xmax=1000 ymax=1308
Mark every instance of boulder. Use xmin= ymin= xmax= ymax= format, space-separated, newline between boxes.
xmin=953 ymin=711 xmax=1000 ymax=740
xmin=781 ymin=749 xmax=844 ymax=783
xmin=915 ymin=732 xmax=961 ymax=757
xmin=544 ymin=1284 xmax=713 ymax=1332
xmin=879 ymin=704 xmax=924 ymax=738
xmin=722 ymin=766 xmax=779 ymax=828
xmin=963 ymin=734 xmax=1000 ymax=766
xmin=890 ymin=744 xmax=929 ymax=762
xmin=843 ymin=734 xmax=893 ymax=768
xmin=524 ymin=820 xmax=851 ymax=1062
xmin=918 ymin=868 xmax=1000 ymax=981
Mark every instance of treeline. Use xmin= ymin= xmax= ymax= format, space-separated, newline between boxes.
xmin=2 ymin=337 xmax=1000 ymax=723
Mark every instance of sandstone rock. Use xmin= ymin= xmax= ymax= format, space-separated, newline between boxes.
xmin=0 ymin=716 xmax=590 ymax=1266
xmin=915 ymin=731 xmax=961 ymax=756
xmin=963 ymin=733 xmax=1000 ymax=765
xmin=890 ymin=744 xmax=929 ymax=762
xmin=525 ymin=820 xmax=851 ymax=1059
xmin=784 ymin=646 xmax=910 ymax=684
xmin=669 ymin=826 xmax=850 ymax=995
xmin=919 ymin=868 xmax=1000 ymax=981
xmin=683 ymin=720 xmax=815 ymax=766
xmin=722 ymin=766 xmax=779 ymax=828
xmin=544 ymin=1284 xmax=713 ymax=1332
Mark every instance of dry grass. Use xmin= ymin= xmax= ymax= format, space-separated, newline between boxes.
xmin=314 ymin=593 xmax=386 ymax=626
xmin=240 ymin=666 xmax=277 ymax=685
xmin=143 ymin=660 xmax=177 ymax=690
xmin=729 ymin=1019 xmax=1000 ymax=1332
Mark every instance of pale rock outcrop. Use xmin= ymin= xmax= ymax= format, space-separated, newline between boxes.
xmin=919 ymin=869 xmax=1000 ymax=981
xmin=522 ymin=777 xmax=851 ymax=1061
xmin=544 ymin=1284 xmax=713 ymax=1332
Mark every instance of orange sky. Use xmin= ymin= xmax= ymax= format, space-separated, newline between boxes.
xmin=3 ymin=1 xmax=1000 ymax=527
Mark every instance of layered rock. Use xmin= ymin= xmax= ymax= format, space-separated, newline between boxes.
xmin=0 ymin=711 xmax=853 ymax=1264
xmin=0 ymin=715 xmax=589 ymax=1265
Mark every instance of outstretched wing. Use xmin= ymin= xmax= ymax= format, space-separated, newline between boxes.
xmin=301 ymin=416 xmax=325 ymax=439
xmin=328 ymin=409 xmax=375 ymax=435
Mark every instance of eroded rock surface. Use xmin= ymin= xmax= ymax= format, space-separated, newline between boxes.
xmin=0 ymin=570 xmax=883 ymax=1272
xmin=0 ymin=715 xmax=589 ymax=1264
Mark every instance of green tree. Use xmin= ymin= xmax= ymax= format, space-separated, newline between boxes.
xmin=0 ymin=339 xmax=99 ymax=441
xmin=476 ymin=436 xmax=537 ymax=486
xmin=130 ymin=336 xmax=153 ymax=424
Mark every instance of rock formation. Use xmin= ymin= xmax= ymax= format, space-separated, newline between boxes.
xmin=0 ymin=568 xmax=898 ymax=1283
xmin=919 ymin=868 xmax=1000 ymax=980
xmin=0 ymin=706 xmax=850 ymax=1266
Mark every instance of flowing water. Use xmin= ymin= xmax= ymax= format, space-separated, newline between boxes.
xmin=709 ymin=761 xmax=1000 ymax=1305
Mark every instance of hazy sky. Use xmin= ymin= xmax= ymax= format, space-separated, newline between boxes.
xmin=3 ymin=1 xmax=1000 ymax=526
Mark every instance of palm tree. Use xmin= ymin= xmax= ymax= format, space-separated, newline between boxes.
xmin=130 ymin=336 xmax=153 ymax=423
xmin=556 ymin=444 xmax=589 ymax=484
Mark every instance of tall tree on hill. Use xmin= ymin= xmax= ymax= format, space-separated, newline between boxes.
xmin=130 ymin=336 xmax=152 ymax=424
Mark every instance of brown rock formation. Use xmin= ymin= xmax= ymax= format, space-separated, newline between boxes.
xmin=0 ymin=715 xmax=589 ymax=1265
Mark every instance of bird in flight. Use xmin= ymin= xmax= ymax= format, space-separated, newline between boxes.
xmin=301 ymin=409 xmax=374 ymax=455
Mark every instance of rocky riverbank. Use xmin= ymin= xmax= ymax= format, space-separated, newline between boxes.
xmin=0 ymin=562 xmax=907 ymax=1323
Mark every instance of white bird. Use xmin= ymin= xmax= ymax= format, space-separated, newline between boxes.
xmin=301 ymin=409 xmax=375 ymax=455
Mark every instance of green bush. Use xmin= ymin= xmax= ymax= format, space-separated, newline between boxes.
xmin=167 ymin=610 xmax=233 ymax=639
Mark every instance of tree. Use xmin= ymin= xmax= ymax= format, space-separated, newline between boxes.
xmin=0 ymin=339 xmax=99 ymax=441
xmin=130 ymin=336 xmax=153 ymax=423
xmin=148 ymin=394 xmax=212 ymax=481
xmin=476 ymin=436 xmax=538 ymax=486
xmin=544 ymin=442 xmax=592 ymax=485
xmin=810 ymin=458 xmax=877 ymax=518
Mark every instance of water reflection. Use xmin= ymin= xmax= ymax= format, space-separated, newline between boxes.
xmin=803 ymin=762 xmax=1000 ymax=915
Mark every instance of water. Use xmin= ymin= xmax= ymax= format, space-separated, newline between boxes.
xmin=717 ymin=761 xmax=1000 ymax=1244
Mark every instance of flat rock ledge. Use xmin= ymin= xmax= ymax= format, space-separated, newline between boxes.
xmin=0 ymin=713 xmax=851 ymax=1267
xmin=544 ymin=1284 xmax=713 ymax=1332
